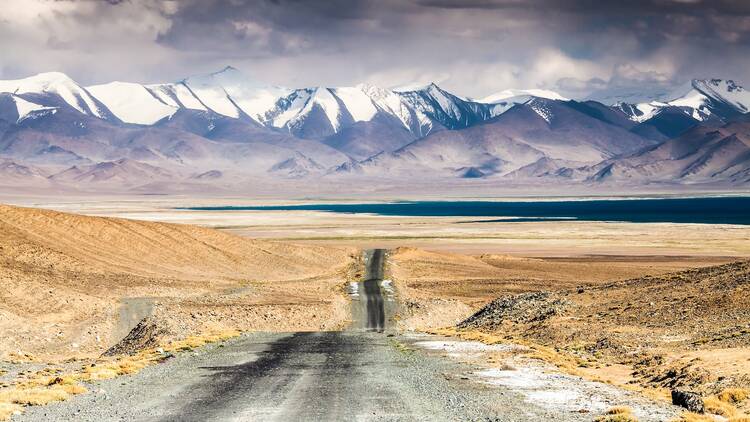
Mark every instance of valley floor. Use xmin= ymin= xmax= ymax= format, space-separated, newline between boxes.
xmin=0 ymin=196 xmax=748 ymax=420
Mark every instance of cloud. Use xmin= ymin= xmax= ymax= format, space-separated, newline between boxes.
xmin=0 ymin=0 xmax=749 ymax=100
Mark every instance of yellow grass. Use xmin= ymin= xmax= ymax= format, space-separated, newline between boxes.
xmin=673 ymin=413 xmax=715 ymax=422
xmin=718 ymin=388 xmax=749 ymax=404
xmin=431 ymin=327 xmax=586 ymax=375
xmin=0 ymin=387 xmax=69 ymax=406
xmin=595 ymin=415 xmax=638 ymax=422
xmin=162 ymin=330 xmax=240 ymax=353
xmin=606 ymin=406 xmax=634 ymax=414
xmin=594 ymin=406 xmax=638 ymax=422
xmin=0 ymin=329 xmax=241 ymax=420
xmin=705 ymin=396 xmax=739 ymax=418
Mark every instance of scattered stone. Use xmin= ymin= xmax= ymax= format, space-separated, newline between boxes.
xmin=47 ymin=376 xmax=64 ymax=385
xmin=458 ymin=292 xmax=569 ymax=330
xmin=103 ymin=317 xmax=169 ymax=356
xmin=671 ymin=389 xmax=704 ymax=413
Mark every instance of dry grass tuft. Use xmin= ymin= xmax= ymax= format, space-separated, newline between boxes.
xmin=705 ymin=396 xmax=739 ymax=418
xmin=0 ymin=387 xmax=69 ymax=406
xmin=718 ymin=388 xmax=749 ymax=404
xmin=606 ymin=406 xmax=634 ymax=414
xmin=431 ymin=328 xmax=591 ymax=376
xmin=594 ymin=406 xmax=638 ymax=422
xmin=162 ymin=330 xmax=240 ymax=353
xmin=0 ymin=329 xmax=241 ymax=420
xmin=672 ymin=413 xmax=715 ymax=422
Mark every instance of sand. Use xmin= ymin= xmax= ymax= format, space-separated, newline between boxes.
xmin=0 ymin=204 xmax=356 ymax=359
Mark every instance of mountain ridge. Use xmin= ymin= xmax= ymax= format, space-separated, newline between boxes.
xmin=1 ymin=68 xmax=749 ymax=191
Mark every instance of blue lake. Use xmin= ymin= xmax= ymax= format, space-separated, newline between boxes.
xmin=181 ymin=196 xmax=750 ymax=225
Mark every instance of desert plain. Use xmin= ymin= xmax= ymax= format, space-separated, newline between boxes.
xmin=0 ymin=194 xmax=749 ymax=420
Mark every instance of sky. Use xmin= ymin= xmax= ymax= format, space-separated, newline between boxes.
xmin=1 ymin=0 xmax=750 ymax=101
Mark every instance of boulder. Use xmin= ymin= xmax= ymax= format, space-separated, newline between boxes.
xmin=671 ymin=389 xmax=704 ymax=413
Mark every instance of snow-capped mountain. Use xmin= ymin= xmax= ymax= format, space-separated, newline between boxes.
xmin=332 ymin=98 xmax=659 ymax=179
xmin=0 ymin=72 xmax=114 ymax=120
xmin=0 ymin=67 xmax=749 ymax=190
xmin=614 ymin=79 xmax=750 ymax=124
xmin=76 ymin=67 xmax=503 ymax=160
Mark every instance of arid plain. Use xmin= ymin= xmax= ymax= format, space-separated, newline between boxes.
xmin=1 ymin=195 xmax=749 ymax=420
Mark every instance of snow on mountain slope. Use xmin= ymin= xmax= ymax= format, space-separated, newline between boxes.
xmin=338 ymin=99 xmax=657 ymax=179
xmin=147 ymin=83 xmax=207 ymax=111
xmin=9 ymin=95 xmax=57 ymax=123
xmin=613 ymin=101 xmax=664 ymax=123
xmin=479 ymin=89 xmax=569 ymax=118
xmin=362 ymin=84 xmax=431 ymax=132
xmin=396 ymin=83 xmax=495 ymax=130
xmin=294 ymin=87 xmax=344 ymax=131
xmin=693 ymin=79 xmax=750 ymax=113
xmin=87 ymin=82 xmax=177 ymax=125
xmin=0 ymin=72 xmax=105 ymax=118
xmin=331 ymin=85 xmax=378 ymax=122
xmin=480 ymin=88 xmax=568 ymax=103
xmin=615 ymin=79 xmax=750 ymax=125
xmin=181 ymin=69 xmax=243 ymax=119
xmin=178 ymin=66 xmax=292 ymax=122
xmin=196 ymin=66 xmax=291 ymax=120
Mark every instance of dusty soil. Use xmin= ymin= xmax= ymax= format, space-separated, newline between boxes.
xmin=388 ymin=247 xmax=750 ymax=396
xmin=388 ymin=247 xmax=732 ymax=329
xmin=0 ymin=204 xmax=356 ymax=360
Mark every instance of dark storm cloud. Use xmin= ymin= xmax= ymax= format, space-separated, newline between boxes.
xmin=2 ymin=0 xmax=750 ymax=100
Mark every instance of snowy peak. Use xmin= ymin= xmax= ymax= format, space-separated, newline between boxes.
xmin=180 ymin=67 xmax=290 ymax=122
xmin=0 ymin=93 xmax=57 ymax=124
xmin=0 ymin=72 xmax=106 ymax=119
xmin=613 ymin=101 xmax=664 ymax=123
xmin=396 ymin=82 xmax=495 ymax=130
xmin=480 ymin=88 xmax=568 ymax=103
xmin=691 ymin=78 xmax=750 ymax=113
xmin=87 ymin=81 xmax=177 ymax=125
xmin=614 ymin=79 xmax=750 ymax=125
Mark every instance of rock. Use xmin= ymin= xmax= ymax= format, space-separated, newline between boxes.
xmin=103 ymin=317 xmax=169 ymax=357
xmin=671 ymin=389 xmax=704 ymax=413
xmin=458 ymin=292 xmax=569 ymax=330
xmin=48 ymin=376 xmax=64 ymax=385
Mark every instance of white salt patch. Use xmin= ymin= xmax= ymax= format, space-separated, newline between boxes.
xmin=475 ymin=368 xmax=545 ymax=389
xmin=527 ymin=389 xmax=581 ymax=404
xmin=476 ymin=363 xmax=611 ymax=414
xmin=414 ymin=340 xmax=520 ymax=354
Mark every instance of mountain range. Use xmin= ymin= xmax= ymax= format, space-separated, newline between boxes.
xmin=1 ymin=67 xmax=749 ymax=192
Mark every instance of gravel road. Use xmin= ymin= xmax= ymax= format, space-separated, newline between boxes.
xmin=16 ymin=249 xmax=677 ymax=421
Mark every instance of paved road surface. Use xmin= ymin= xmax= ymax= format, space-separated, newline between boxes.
xmin=17 ymin=249 xmax=666 ymax=421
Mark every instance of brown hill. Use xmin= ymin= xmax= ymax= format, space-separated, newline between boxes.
xmin=0 ymin=204 xmax=356 ymax=358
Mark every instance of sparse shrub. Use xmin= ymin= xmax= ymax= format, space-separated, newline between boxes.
xmin=606 ymin=406 xmax=634 ymax=414
xmin=0 ymin=387 xmax=69 ymax=406
xmin=672 ymin=413 xmax=715 ymax=422
xmin=704 ymin=396 xmax=737 ymax=418
xmin=717 ymin=388 xmax=749 ymax=404
xmin=595 ymin=406 xmax=638 ymax=422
